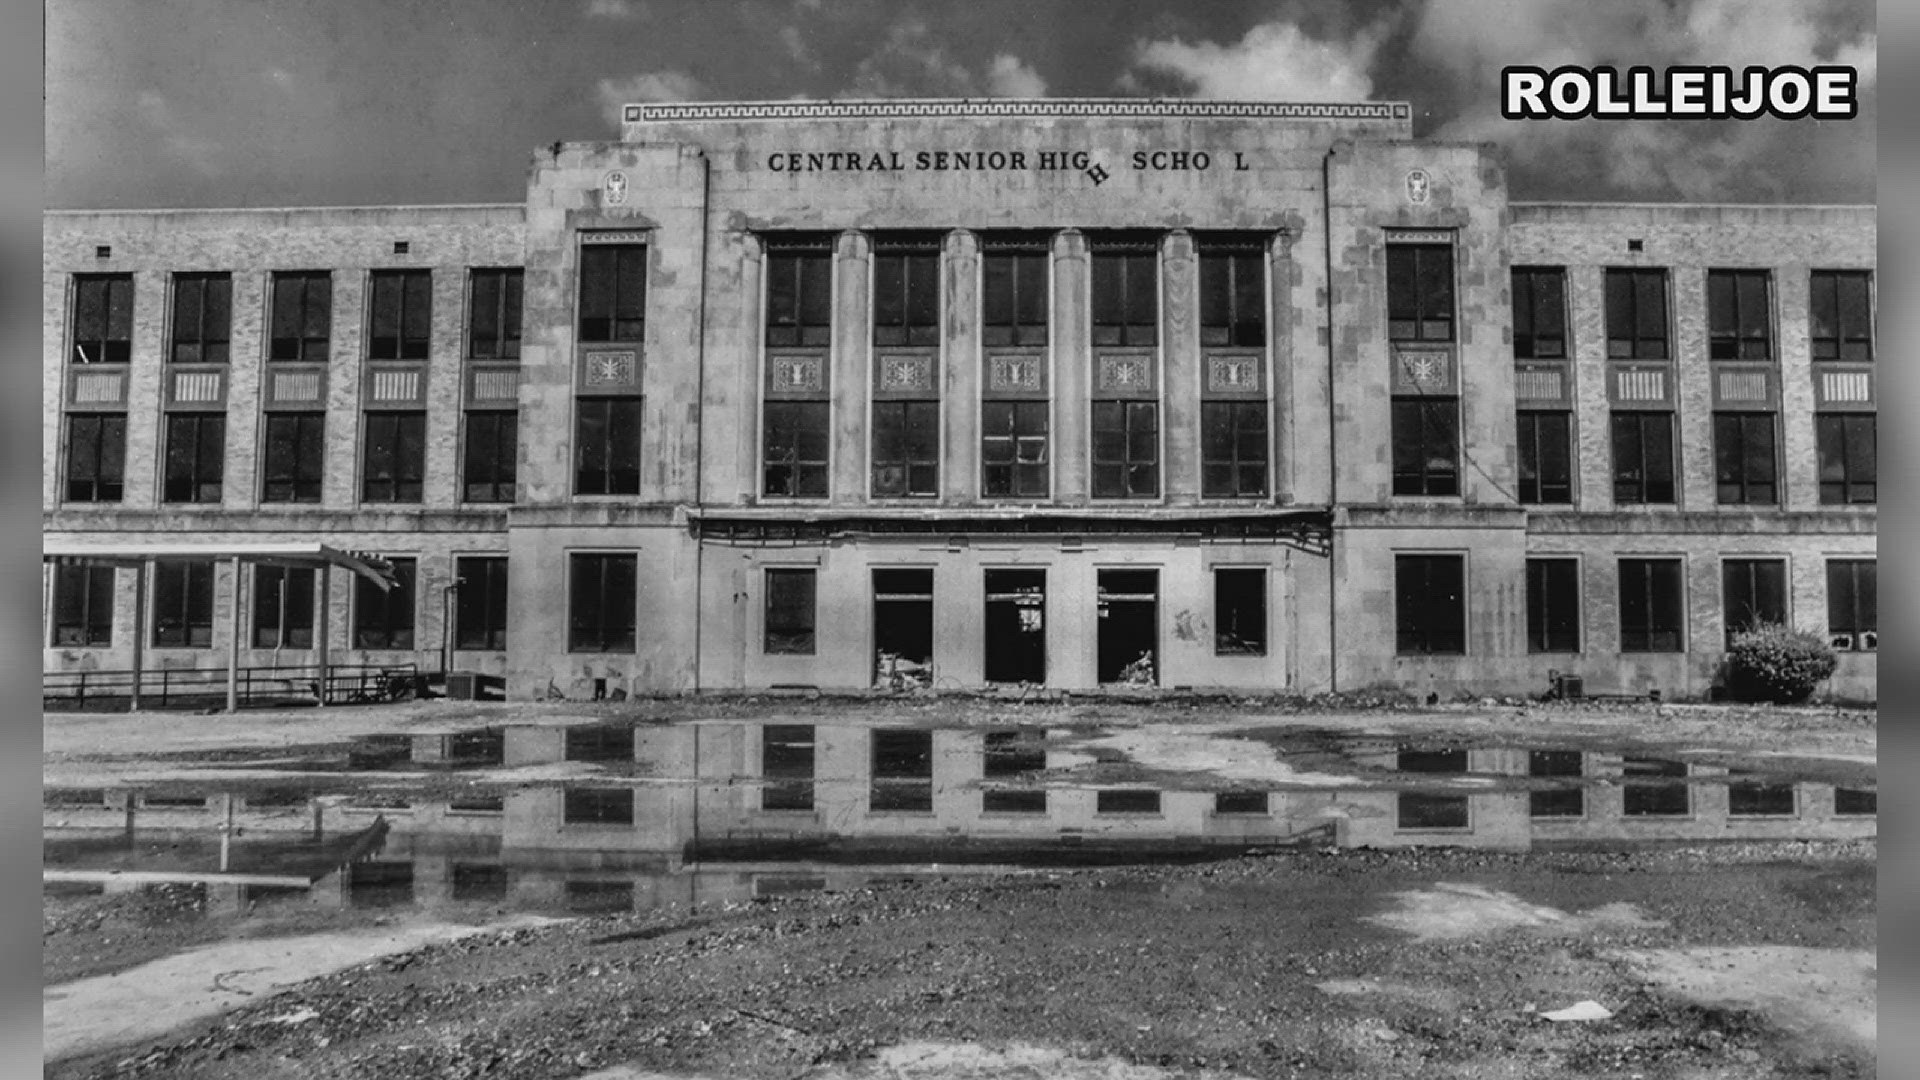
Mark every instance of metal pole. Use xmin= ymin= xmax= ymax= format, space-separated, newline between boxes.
xmin=129 ymin=561 xmax=147 ymax=711
xmin=316 ymin=565 xmax=331 ymax=706
xmin=219 ymin=793 xmax=234 ymax=872
xmin=227 ymin=556 xmax=243 ymax=712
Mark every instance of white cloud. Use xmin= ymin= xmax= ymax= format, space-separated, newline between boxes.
xmin=596 ymin=71 xmax=710 ymax=128
xmin=985 ymin=54 xmax=1047 ymax=98
xmin=1132 ymin=21 xmax=1384 ymax=101
xmin=136 ymin=90 xmax=222 ymax=177
xmin=586 ymin=0 xmax=642 ymax=18
xmin=780 ymin=25 xmax=819 ymax=71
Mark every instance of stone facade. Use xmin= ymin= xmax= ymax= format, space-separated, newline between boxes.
xmin=42 ymin=100 xmax=1876 ymax=702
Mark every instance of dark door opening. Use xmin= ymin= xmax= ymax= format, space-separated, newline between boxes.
xmin=873 ymin=568 xmax=934 ymax=688
xmin=1097 ymin=569 xmax=1158 ymax=685
xmin=984 ymin=569 xmax=1046 ymax=683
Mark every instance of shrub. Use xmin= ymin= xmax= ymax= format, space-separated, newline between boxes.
xmin=1724 ymin=623 xmax=1838 ymax=704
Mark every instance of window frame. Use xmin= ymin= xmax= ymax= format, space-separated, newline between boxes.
xmin=765 ymin=243 xmax=834 ymax=348
xmin=870 ymin=399 xmax=940 ymax=498
xmin=352 ymin=557 xmax=416 ymax=651
xmin=574 ymin=396 xmax=643 ymax=496
xmin=981 ymin=399 xmax=1049 ymax=499
xmin=361 ymin=410 xmax=428 ymax=504
xmin=1605 ymin=267 xmax=1670 ymax=360
xmin=764 ymin=567 xmax=818 ymax=655
xmin=1610 ymin=411 xmax=1676 ymax=505
xmin=567 ymin=552 xmax=637 ymax=654
xmin=1712 ymin=411 xmax=1779 ymax=506
xmin=762 ymin=399 xmax=830 ymax=498
xmin=260 ymin=412 xmax=326 ymax=503
xmin=1089 ymin=239 xmax=1159 ymax=347
xmin=1394 ymin=553 xmax=1467 ymax=656
xmin=467 ymin=267 xmax=524 ymax=360
xmin=151 ymin=561 xmax=215 ymax=649
xmin=871 ymin=237 xmax=941 ymax=347
xmin=1200 ymin=400 xmax=1269 ymax=499
xmin=453 ymin=555 xmax=510 ymax=652
xmin=577 ymin=243 xmax=648 ymax=344
xmin=1386 ymin=242 xmax=1455 ymax=343
xmin=1721 ymin=558 xmax=1788 ymax=646
xmin=367 ymin=269 xmax=433 ymax=361
xmin=1090 ymin=399 xmax=1160 ymax=499
xmin=63 ymin=413 xmax=127 ymax=503
xmin=1525 ymin=557 xmax=1581 ymax=654
xmin=1390 ymin=397 xmax=1460 ymax=497
xmin=461 ymin=409 xmax=518 ymax=504
xmin=162 ymin=412 xmax=226 ymax=504
xmin=1810 ymin=270 xmax=1873 ymax=362
xmin=1198 ymin=243 xmax=1266 ymax=348
xmin=1510 ymin=266 xmax=1567 ymax=359
xmin=268 ymin=271 xmax=332 ymax=362
xmin=1706 ymin=268 xmax=1772 ymax=360
xmin=169 ymin=272 xmax=231 ymax=364
xmin=70 ymin=273 xmax=134 ymax=364
xmin=51 ymin=564 xmax=115 ymax=648
xmin=1213 ymin=566 xmax=1267 ymax=656
xmin=1826 ymin=559 xmax=1876 ymax=651
xmin=1619 ymin=557 xmax=1685 ymax=654
xmin=1816 ymin=413 xmax=1876 ymax=505
xmin=251 ymin=564 xmax=317 ymax=650
xmin=980 ymin=239 xmax=1049 ymax=347
xmin=1516 ymin=410 xmax=1573 ymax=505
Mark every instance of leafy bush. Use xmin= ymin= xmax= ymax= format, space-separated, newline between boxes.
xmin=1724 ymin=623 xmax=1838 ymax=704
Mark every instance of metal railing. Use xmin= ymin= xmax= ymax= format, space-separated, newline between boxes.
xmin=42 ymin=663 xmax=422 ymax=711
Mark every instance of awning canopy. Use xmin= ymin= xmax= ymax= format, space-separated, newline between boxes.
xmin=43 ymin=541 xmax=399 ymax=589
xmin=687 ymin=507 xmax=1334 ymax=555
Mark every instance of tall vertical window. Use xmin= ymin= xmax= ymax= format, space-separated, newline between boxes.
xmin=764 ymin=237 xmax=833 ymax=498
xmin=454 ymin=556 xmax=509 ymax=651
xmin=1723 ymin=559 xmax=1787 ymax=645
xmin=765 ymin=568 xmax=817 ymax=655
xmin=1198 ymin=237 xmax=1269 ymax=498
xmin=468 ymin=268 xmax=523 ymax=360
xmin=163 ymin=413 xmax=225 ymax=504
xmin=1826 ymin=559 xmax=1876 ymax=651
xmin=1605 ymin=268 xmax=1668 ymax=359
xmin=1213 ymin=567 xmax=1266 ymax=655
xmin=1511 ymin=267 xmax=1566 ymax=358
xmin=1611 ymin=412 xmax=1675 ymax=504
xmin=362 ymin=411 xmax=427 ymax=503
xmin=872 ymin=235 xmax=940 ymax=346
xmin=1619 ymin=558 xmax=1684 ymax=653
xmin=252 ymin=566 xmax=316 ymax=649
xmin=761 ymin=725 xmax=817 ymax=811
xmin=765 ymin=242 xmax=832 ymax=347
xmin=1707 ymin=269 xmax=1771 ymax=359
xmin=1391 ymin=400 xmax=1459 ymax=496
xmin=71 ymin=274 xmax=134 ymax=364
xmin=1395 ymin=554 xmax=1465 ymax=655
xmin=1713 ymin=412 xmax=1777 ymax=505
xmin=63 ymin=414 xmax=126 ymax=503
xmin=1090 ymin=237 xmax=1158 ymax=346
xmin=353 ymin=557 xmax=416 ymax=650
xmin=1199 ymin=242 xmax=1265 ymax=347
xmin=1526 ymin=557 xmax=1580 ymax=653
xmin=763 ymin=401 xmax=828 ymax=498
xmin=1092 ymin=401 xmax=1158 ymax=498
xmin=170 ymin=273 xmax=230 ymax=363
xmin=261 ymin=413 xmax=326 ymax=503
xmin=575 ymin=397 xmax=641 ymax=496
xmin=1387 ymin=243 xmax=1453 ymax=342
xmin=982 ymin=401 xmax=1048 ymax=498
xmin=51 ymin=564 xmax=114 ymax=647
xmin=578 ymin=244 xmax=646 ymax=342
xmin=368 ymin=270 xmax=432 ymax=360
xmin=872 ymin=729 xmax=935 ymax=813
xmin=1201 ymin=401 xmax=1267 ymax=498
xmin=462 ymin=411 xmax=517 ymax=503
xmin=1516 ymin=411 xmax=1572 ymax=504
xmin=982 ymin=236 xmax=1048 ymax=346
xmin=871 ymin=401 xmax=939 ymax=497
xmin=1810 ymin=270 xmax=1872 ymax=361
xmin=1816 ymin=414 xmax=1875 ymax=504
xmin=152 ymin=561 xmax=214 ymax=648
xmin=1528 ymin=750 xmax=1585 ymax=817
xmin=269 ymin=271 xmax=332 ymax=361
xmin=568 ymin=553 xmax=636 ymax=652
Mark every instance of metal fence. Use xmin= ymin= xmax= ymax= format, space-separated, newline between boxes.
xmin=42 ymin=663 xmax=422 ymax=711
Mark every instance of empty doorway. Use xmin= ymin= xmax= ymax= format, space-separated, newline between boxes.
xmin=983 ymin=569 xmax=1046 ymax=683
xmin=1097 ymin=569 xmax=1158 ymax=685
xmin=872 ymin=568 xmax=935 ymax=689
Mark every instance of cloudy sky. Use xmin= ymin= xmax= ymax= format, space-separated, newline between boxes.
xmin=46 ymin=0 xmax=1876 ymax=209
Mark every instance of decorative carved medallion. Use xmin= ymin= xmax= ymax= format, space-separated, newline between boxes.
xmin=1097 ymin=355 xmax=1153 ymax=393
xmin=1406 ymin=169 xmax=1431 ymax=205
xmin=988 ymin=356 xmax=1045 ymax=393
xmin=769 ymin=356 xmax=824 ymax=393
xmin=584 ymin=350 xmax=638 ymax=386
xmin=603 ymin=171 xmax=629 ymax=206
xmin=1205 ymin=356 xmax=1261 ymax=394
xmin=877 ymin=354 xmax=934 ymax=392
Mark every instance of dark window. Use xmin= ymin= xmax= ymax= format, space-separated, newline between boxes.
xmin=1395 ymin=555 xmax=1466 ymax=655
xmin=1215 ymin=791 xmax=1268 ymax=814
xmin=872 ymin=400 xmax=939 ymax=497
xmin=368 ymin=270 xmax=432 ymax=360
xmin=51 ymin=564 xmax=114 ymax=647
xmin=163 ymin=413 xmax=225 ymax=504
xmin=982 ymin=241 xmax=1048 ymax=346
xmin=1526 ymin=558 xmax=1581 ymax=653
xmin=447 ymin=730 xmax=505 ymax=765
xmin=873 ymin=568 xmax=934 ymax=676
xmin=1816 ymin=414 xmax=1875 ymax=504
xmin=64 ymin=414 xmax=126 ymax=502
xmin=261 ymin=413 xmax=326 ymax=503
xmin=1199 ymin=245 xmax=1265 ymax=347
xmin=362 ymin=411 xmax=427 ymax=503
xmin=762 ymin=724 xmax=816 ymax=811
xmin=353 ymin=557 xmax=415 ymax=650
xmin=763 ymin=401 xmax=829 ymax=498
xmin=1623 ymin=757 xmax=1690 ymax=816
xmin=982 ymin=400 xmax=1048 ymax=498
xmin=1214 ymin=567 xmax=1267 ymax=656
xmin=765 ymin=568 xmax=816 ymax=655
xmin=1511 ymin=267 xmax=1566 ymax=359
xmin=1723 ymin=559 xmax=1787 ymax=645
xmin=152 ymin=561 xmax=214 ymax=648
xmin=873 ymin=239 xmax=940 ymax=347
xmin=269 ymin=271 xmax=332 ymax=361
xmin=252 ymin=565 xmax=316 ymax=649
xmin=1398 ymin=749 xmax=1468 ymax=773
xmin=1713 ymin=413 xmax=1777 ymax=505
xmin=454 ymin=556 xmax=509 ymax=651
xmin=871 ymin=729 xmax=933 ymax=813
xmin=450 ymin=863 xmax=509 ymax=902
xmin=1528 ymin=750 xmax=1584 ymax=817
xmin=1201 ymin=401 xmax=1268 ymax=497
xmin=1619 ymin=558 xmax=1684 ymax=653
xmin=170 ymin=273 xmax=230 ymax=364
xmin=1707 ymin=270 xmax=1771 ymax=359
xmin=1517 ymin=411 xmax=1572 ymax=504
xmin=982 ymin=730 xmax=1046 ymax=813
xmin=1727 ymin=772 xmax=1795 ymax=816
xmin=1397 ymin=793 xmax=1469 ymax=829
xmin=1611 ymin=412 xmax=1675 ymax=504
xmin=562 ymin=787 xmax=634 ymax=826
xmin=468 ymin=268 xmax=523 ymax=359
xmin=765 ymin=246 xmax=832 ymax=347
xmin=462 ymin=411 xmax=517 ymax=503
xmin=1810 ymin=270 xmax=1872 ymax=361
xmin=1091 ymin=242 xmax=1157 ymax=346
xmin=1097 ymin=789 xmax=1161 ymax=814
xmin=579 ymin=244 xmax=647 ymax=342
xmin=1386 ymin=242 xmax=1453 ymax=342
xmin=568 ymin=553 xmax=636 ymax=652
xmin=1826 ymin=560 xmax=1875 ymax=650
xmin=1391 ymin=398 xmax=1458 ymax=496
xmin=71 ymin=274 xmax=133 ymax=363
xmin=348 ymin=861 xmax=414 ymax=907
xmin=1605 ymin=268 xmax=1668 ymax=359
xmin=575 ymin=397 xmax=642 ymax=495
xmin=1833 ymin=788 xmax=1876 ymax=815
xmin=1091 ymin=400 xmax=1158 ymax=498
xmin=565 ymin=724 xmax=634 ymax=762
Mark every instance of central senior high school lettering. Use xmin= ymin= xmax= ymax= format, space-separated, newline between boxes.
xmin=764 ymin=149 xmax=1255 ymax=172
